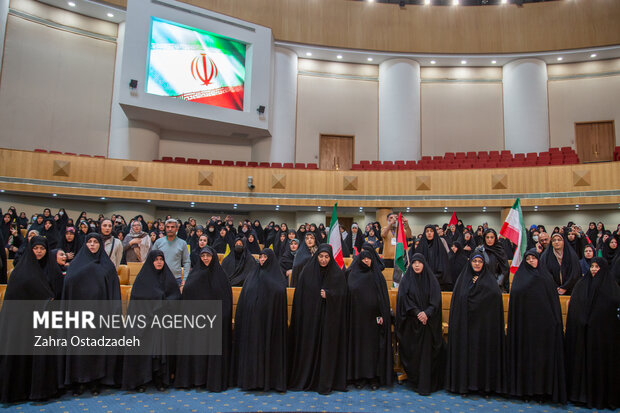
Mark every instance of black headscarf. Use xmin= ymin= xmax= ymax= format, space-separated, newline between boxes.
xmin=600 ymin=235 xmax=618 ymax=266
xmin=221 ymin=237 xmax=258 ymax=287
xmin=46 ymin=249 xmax=66 ymax=300
xmin=252 ymin=220 xmax=265 ymax=244
xmin=279 ymin=239 xmax=298 ymax=278
xmin=290 ymin=232 xmax=317 ymax=288
xmin=446 ymin=249 xmax=505 ymax=394
xmin=565 ymin=257 xmax=620 ymax=409
xmin=0 ymin=213 xmax=11 ymax=243
xmin=232 ymin=249 xmax=287 ymax=391
xmin=447 ymin=241 xmax=469 ymax=286
xmin=121 ymin=250 xmax=181 ymax=390
xmin=540 ymin=233 xmax=581 ymax=294
xmin=585 ymin=222 xmax=598 ymax=246
xmin=61 ymin=226 xmax=80 ymax=260
xmin=413 ymin=225 xmax=450 ymax=290
xmin=288 ymin=244 xmax=348 ymax=394
xmin=346 ymin=249 xmax=393 ymax=386
xmin=245 ymin=231 xmax=261 ymax=255
xmin=0 ymin=236 xmax=59 ymax=403
xmin=506 ymin=249 xmax=566 ymax=403
xmin=174 ymin=246 xmax=232 ymax=392
xmin=40 ymin=218 xmax=60 ymax=250
xmin=482 ymin=228 xmax=510 ymax=293
xmin=395 ymin=253 xmax=445 ymax=395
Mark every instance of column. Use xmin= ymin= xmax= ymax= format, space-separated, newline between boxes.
xmin=0 ymin=0 xmax=9 ymax=75
xmin=503 ymin=59 xmax=550 ymax=154
xmin=269 ymin=47 xmax=298 ymax=163
xmin=378 ymin=59 xmax=421 ymax=161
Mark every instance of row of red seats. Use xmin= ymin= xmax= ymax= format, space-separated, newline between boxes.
xmin=615 ymin=146 xmax=620 ymax=161
xmin=34 ymin=149 xmax=105 ymax=158
xmin=155 ymin=157 xmax=318 ymax=169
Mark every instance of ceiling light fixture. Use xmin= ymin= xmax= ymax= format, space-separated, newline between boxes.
xmin=367 ymin=57 xmax=373 ymax=62
xmin=336 ymin=55 xmax=343 ymax=59
xmin=107 ymin=13 xmax=114 ymax=18
xmin=461 ymin=60 xmax=467 ymax=65
xmin=491 ymin=60 xmax=497 ymax=64
xmin=590 ymin=53 xmax=597 ymax=58
xmin=68 ymin=1 xmax=76 ymax=7
xmin=430 ymin=60 xmax=436 ymax=65
xmin=557 ymin=57 xmax=563 ymax=61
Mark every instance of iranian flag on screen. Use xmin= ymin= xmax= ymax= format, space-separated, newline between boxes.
xmin=499 ymin=198 xmax=527 ymax=273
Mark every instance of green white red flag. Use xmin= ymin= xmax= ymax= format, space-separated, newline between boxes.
xmin=499 ymin=198 xmax=527 ymax=273
xmin=328 ymin=203 xmax=345 ymax=268
xmin=394 ymin=213 xmax=407 ymax=286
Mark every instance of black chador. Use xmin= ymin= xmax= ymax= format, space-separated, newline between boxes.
xmin=221 ymin=237 xmax=257 ymax=287
xmin=62 ymin=233 xmax=121 ymax=396
xmin=175 ymin=246 xmax=232 ymax=392
xmin=121 ymin=250 xmax=181 ymax=391
xmin=232 ymin=249 xmax=288 ymax=391
xmin=288 ymin=244 xmax=347 ymax=394
xmin=413 ymin=225 xmax=451 ymax=291
xmin=346 ymin=249 xmax=393 ymax=389
xmin=0 ymin=237 xmax=59 ymax=402
xmin=565 ymin=257 xmax=620 ymax=409
xmin=395 ymin=253 xmax=445 ymax=395
xmin=445 ymin=249 xmax=505 ymax=395
xmin=506 ymin=249 xmax=566 ymax=404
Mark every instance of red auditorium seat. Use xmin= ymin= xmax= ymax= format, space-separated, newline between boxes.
xmin=394 ymin=160 xmax=405 ymax=166
xmin=560 ymin=146 xmax=572 ymax=152
xmin=360 ymin=160 xmax=371 ymax=166
xmin=294 ymin=163 xmax=306 ymax=169
xmin=489 ymin=150 xmax=500 ymax=157
xmin=94 ymin=155 xmax=105 ymax=158
xmin=444 ymin=152 xmax=455 ymax=160
xmin=513 ymin=153 xmax=525 ymax=161
xmin=162 ymin=156 xmax=173 ymax=163
xmin=50 ymin=150 xmax=62 ymax=154
xmin=306 ymin=163 xmax=318 ymax=169
xmin=222 ymin=160 xmax=235 ymax=166
xmin=198 ymin=159 xmax=210 ymax=165
xmin=187 ymin=158 xmax=198 ymax=164
xmin=211 ymin=160 xmax=223 ymax=166
xmin=500 ymin=150 xmax=511 ymax=156
xmin=371 ymin=160 xmax=382 ymax=168
xmin=614 ymin=147 xmax=620 ymax=161
xmin=34 ymin=148 xmax=47 ymax=153
xmin=478 ymin=151 xmax=489 ymax=158
xmin=549 ymin=158 xmax=563 ymax=165
xmin=455 ymin=152 xmax=465 ymax=158
xmin=351 ymin=164 xmax=362 ymax=170
xmin=405 ymin=160 xmax=417 ymax=169
xmin=258 ymin=162 xmax=270 ymax=167
xmin=65 ymin=152 xmax=76 ymax=156
xmin=282 ymin=163 xmax=294 ymax=169
xmin=78 ymin=154 xmax=91 ymax=157
xmin=382 ymin=161 xmax=394 ymax=169
xmin=271 ymin=162 xmax=282 ymax=168
xmin=549 ymin=147 xmax=561 ymax=152
xmin=247 ymin=161 xmax=258 ymax=167
xmin=235 ymin=161 xmax=247 ymax=167
xmin=173 ymin=157 xmax=186 ymax=163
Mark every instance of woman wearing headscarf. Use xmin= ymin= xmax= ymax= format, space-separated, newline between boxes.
xmin=175 ymin=246 xmax=232 ymax=392
xmin=290 ymin=232 xmax=319 ymax=288
xmin=252 ymin=220 xmax=265 ymax=244
xmin=0 ymin=236 xmax=60 ymax=403
xmin=585 ymin=222 xmax=598 ymax=245
xmin=122 ymin=250 xmax=181 ymax=392
xmin=481 ymin=229 xmax=510 ymax=293
xmin=232 ymin=249 xmax=287 ymax=391
xmin=29 ymin=214 xmax=45 ymax=233
xmin=221 ymin=237 xmax=258 ymax=287
xmin=365 ymin=227 xmax=381 ymax=250
xmin=211 ymin=227 xmax=230 ymax=254
xmin=76 ymin=220 xmax=91 ymax=247
xmin=506 ymin=249 xmax=566 ymax=404
xmin=246 ymin=232 xmax=261 ymax=255
xmin=395 ymin=253 xmax=445 ymax=395
xmin=0 ymin=212 xmax=12 ymax=242
xmin=564 ymin=227 xmax=585 ymax=259
xmin=540 ymin=233 xmax=581 ymax=295
xmin=187 ymin=225 xmax=204 ymax=255
xmin=280 ymin=238 xmax=299 ymax=280
xmin=264 ymin=224 xmax=280 ymax=249
xmin=579 ymin=244 xmax=595 ymax=275
xmin=413 ymin=225 xmax=451 ymax=291
xmin=61 ymin=226 xmax=79 ymax=264
xmin=446 ymin=249 xmax=505 ymax=395
xmin=47 ymin=249 xmax=67 ymax=300
xmin=190 ymin=234 xmax=209 ymax=269
xmin=600 ymin=235 xmax=618 ymax=266
xmin=274 ymin=231 xmax=288 ymax=258
xmin=461 ymin=231 xmax=476 ymax=252
xmin=123 ymin=220 xmax=152 ymax=263
xmin=447 ymin=241 xmax=469 ymax=286
xmin=205 ymin=221 xmax=218 ymax=246
xmin=346 ymin=249 xmax=392 ymax=390
xmin=6 ymin=224 xmax=24 ymax=259
xmin=41 ymin=217 xmax=60 ymax=250
xmin=565 ymin=257 xmax=619 ymax=409
xmin=288 ymin=244 xmax=347 ymax=394
xmin=62 ymin=233 xmax=121 ymax=396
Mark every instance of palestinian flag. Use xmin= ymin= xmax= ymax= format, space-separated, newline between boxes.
xmin=499 ymin=198 xmax=527 ymax=273
xmin=328 ymin=203 xmax=345 ymax=269
xmin=393 ymin=213 xmax=408 ymax=288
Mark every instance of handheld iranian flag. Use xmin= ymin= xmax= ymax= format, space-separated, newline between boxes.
xmin=499 ymin=198 xmax=527 ymax=273
xmin=394 ymin=213 xmax=408 ymax=287
xmin=328 ymin=203 xmax=345 ymax=268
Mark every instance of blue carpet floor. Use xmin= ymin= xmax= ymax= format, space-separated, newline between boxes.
xmin=2 ymin=385 xmax=601 ymax=413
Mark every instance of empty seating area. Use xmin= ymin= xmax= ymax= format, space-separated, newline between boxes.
xmin=352 ymin=147 xmax=586 ymax=171
xmin=155 ymin=157 xmax=318 ymax=169
xmin=34 ymin=149 xmax=105 ymax=158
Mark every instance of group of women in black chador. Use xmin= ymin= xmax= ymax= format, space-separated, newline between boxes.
xmin=0 ymin=227 xmax=618 ymax=410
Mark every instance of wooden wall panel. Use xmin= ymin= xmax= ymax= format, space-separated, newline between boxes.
xmin=0 ymin=149 xmax=618 ymax=208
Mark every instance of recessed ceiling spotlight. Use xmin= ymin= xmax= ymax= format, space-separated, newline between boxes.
xmin=368 ymin=0 xmax=374 ymax=2
xmin=557 ymin=57 xmax=563 ymax=61
xmin=430 ymin=60 xmax=436 ymax=65
xmin=336 ymin=55 xmax=343 ymax=59
xmin=306 ymin=52 xmax=312 ymax=57
xmin=100 ymin=197 xmax=106 ymax=200
xmin=107 ymin=13 xmax=114 ymax=18
xmin=406 ymin=207 xmax=410 ymax=212
xmin=534 ymin=205 xmax=538 ymax=209
xmin=590 ymin=53 xmax=597 ymax=58
xmin=575 ymin=204 xmax=579 ymax=208
xmin=68 ymin=1 xmax=76 ymax=7
xmin=0 ymin=189 xmax=5 ymax=193
xmin=147 ymin=199 xmax=151 ymax=203
xmin=453 ymin=0 xmax=459 ymax=5
xmin=52 ymin=193 xmax=57 ymax=197
xmin=461 ymin=60 xmax=467 ymax=65
xmin=424 ymin=0 xmax=431 ymax=4
xmin=367 ymin=57 xmax=373 ymax=62
xmin=501 ymin=0 xmax=508 ymax=4
xmin=491 ymin=60 xmax=497 ymax=64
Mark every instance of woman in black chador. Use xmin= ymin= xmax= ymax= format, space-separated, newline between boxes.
xmin=540 ymin=233 xmax=580 ymax=295
xmin=232 ymin=248 xmax=288 ymax=391
xmin=506 ymin=249 xmax=566 ymax=404
xmin=290 ymin=232 xmax=318 ymax=287
xmin=346 ymin=249 xmax=393 ymax=390
xmin=221 ymin=237 xmax=258 ymax=287
xmin=175 ymin=246 xmax=232 ymax=392
xmin=445 ymin=249 xmax=505 ymax=395
xmin=288 ymin=244 xmax=347 ymax=394
xmin=62 ymin=233 xmax=121 ymax=396
xmin=565 ymin=257 xmax=620 ymax=409
xmin=395 ymin=253 xmax=445 ymax=395
xmin=0 ymin=236 xmax=60 ymax=402
xmin=122 ymin=250 xmax=181 ymax=392
xmin=413 ymin=225 xmax=451 ymax=291
xmin=481 ymin=229 xmax=510 ymax=293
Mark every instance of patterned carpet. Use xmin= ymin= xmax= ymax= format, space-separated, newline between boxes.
xmin=3 ymin=384 xmax=599 ymax=413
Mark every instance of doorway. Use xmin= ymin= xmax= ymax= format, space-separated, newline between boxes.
xmin=575 ymin=121 xmax=615 ymax=163
xmin=319 ymin=135 xmax=354 ymax=170
xmin=326 ymin=216 xmax=354 ymax=232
